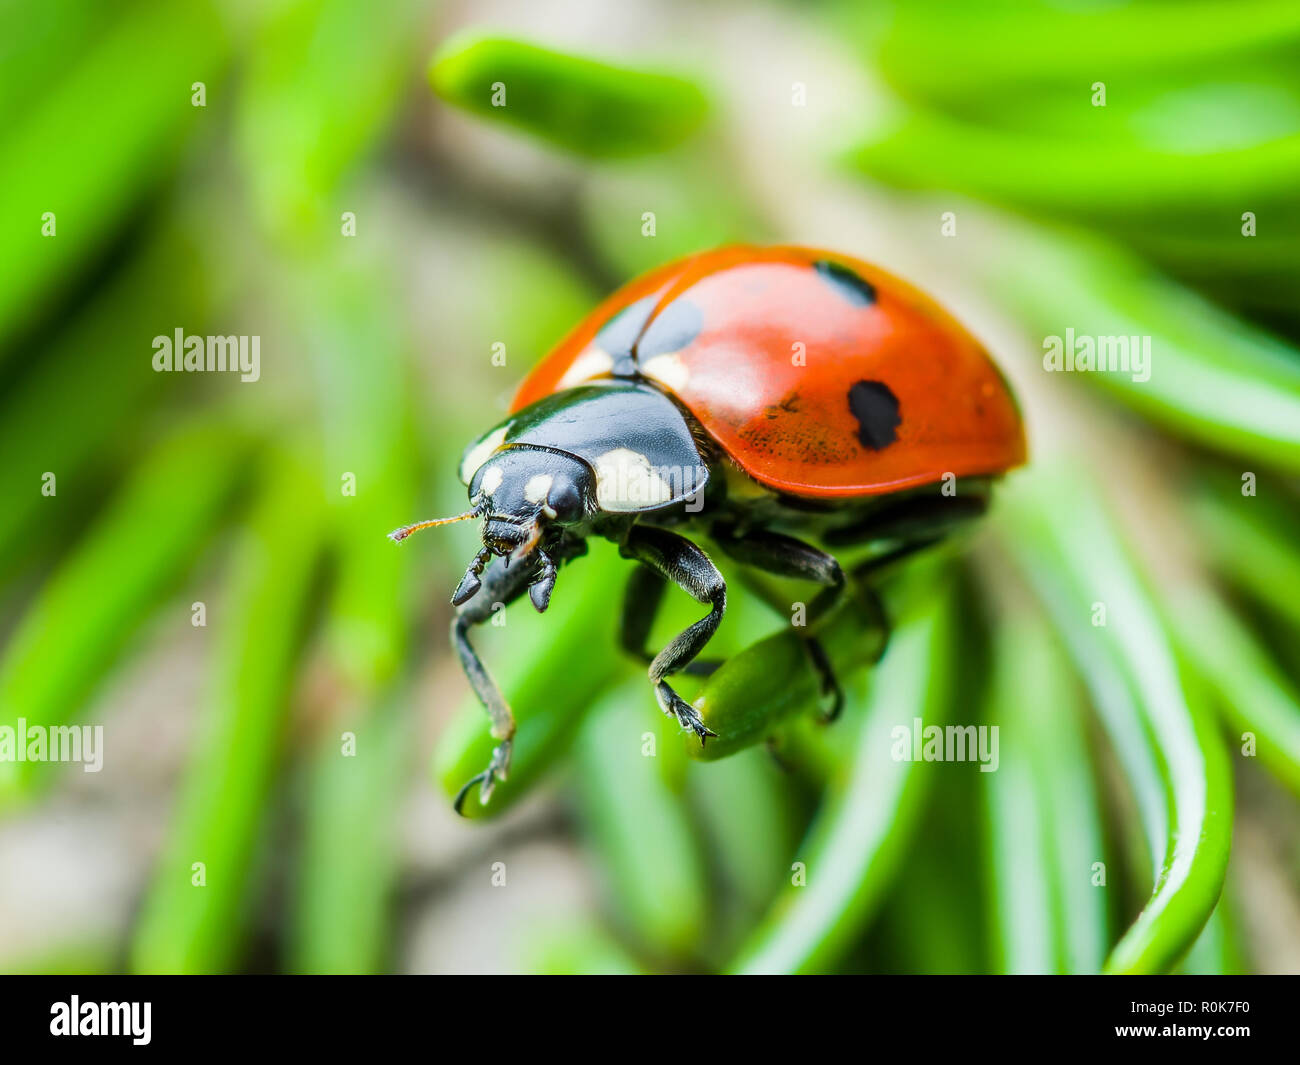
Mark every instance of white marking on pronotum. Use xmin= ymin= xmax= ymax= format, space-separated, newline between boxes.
xmin=479 ymin=466 xmax=504 ymax=496
xmin=557 ymin=347 xmax=615 ymax=388
xmin=640 ymin=352 xmax=690 ymax=391
xmin=460 ymin=426 xmax=508 ymax=483
xmin=523 ymin=473 xmax=553 ymax=504
xmin=593 ymin=448 xmax=674 ymax=511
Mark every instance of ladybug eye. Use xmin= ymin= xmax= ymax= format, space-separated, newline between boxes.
xmin=547 ymin=478 xmax=583 ymax=522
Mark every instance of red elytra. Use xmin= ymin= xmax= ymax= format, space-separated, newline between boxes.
xmin=513 ymin=245 xmax=1026 ymax=498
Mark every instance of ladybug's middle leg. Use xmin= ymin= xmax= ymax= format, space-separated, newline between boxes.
xmin=710 ymin=525 xmax=851 ymax=722
xmin=619 ymin=564 xmax=723 ymax=677
xmin=620 ymin=525 xmax=725 ymax=744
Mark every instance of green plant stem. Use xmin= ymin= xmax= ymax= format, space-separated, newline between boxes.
xmin=0 ymin=0 xmax=229 ymax=347
xmin=868 ymin=0 xmax=1300 ymax=105
xmin=236 ymin=0 xmax=427 ymax=243
xmin=1189 ymin=480 xmax=1300 ymax=631
xmin=852 ymin=108 xmax=1300 ymax=217
xmin=429 ymin=32 xmax=709 ymax=158
xmin=997 ymin=468 xmax=1233 ymax=974
xmin=1164 ymin=583 xmax=1300 ymax=798
xmin=686 ymin=748 xmax=806 ymax=944
xmin=573 ymin=678 xmax=710 ymax=962
xmin=290 ymin=692 xmax=410 ymax=974
xmin=288 ymin=253 xmax=420 ymax=973
xmin=686 ymin=580 xmax=889 ymax=761
xmin=0 ymin=419 xmax=253 ymax=805
xmin=983 ymin=613 xmax=1108 ymax=973
xmin=990 ymin=234 xmax=1300 ymax=472
xmin=0 ymin=228 xmax=213 ymax=574
xmin=130 ymin=447 xmax=328 ymax=973
xmin=728 ymin=565 xmax=958 ymax=974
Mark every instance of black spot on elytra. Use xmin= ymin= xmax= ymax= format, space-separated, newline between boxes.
xmin=814 ymin=260 xmax=876 ymax=307
xmin=596 ymin=295 xmax=658 ymax=359
xmin=637 ymin=297 xmax=703 ymax=359
xmin=847 ymin=380 xmax=900 ymax=450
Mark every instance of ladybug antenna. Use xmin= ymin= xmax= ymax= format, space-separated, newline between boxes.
xmin=388 ymin=508 xmax=480 ymax=543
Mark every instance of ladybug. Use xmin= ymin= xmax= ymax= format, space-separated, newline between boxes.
xmin=392 ymin=245 xmax=1026 ymax=811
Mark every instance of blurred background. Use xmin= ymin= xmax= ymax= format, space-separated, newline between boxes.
xmin=2 ymin=0 xmax=1299 ymax=975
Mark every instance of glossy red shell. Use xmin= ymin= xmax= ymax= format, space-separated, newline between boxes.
xmin=512 ymin=245 xmax=1026 ymax=498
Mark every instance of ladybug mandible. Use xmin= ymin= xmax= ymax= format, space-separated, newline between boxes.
xmin=392 ymin=245 xmax=1026 ymax=811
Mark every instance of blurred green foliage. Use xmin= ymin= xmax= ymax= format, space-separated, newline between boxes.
xmin=0 ymin=0 xmax=229 ymax=347
xmin=430 ymin=32 xmax=709 ymax=158
xmin=2 ymin=0 xmax=1298 ymax=977
xmin=847 ymin=0 xmax=1300 ymax=325
xmin=130 ymin=446 xmax=328 ymax=974
xmin=0 ymin=419 xmax=253 ymax=805
xmin=999 ymin=469 xmax=1234 ymax=974
xmin=982 ymin=614 xmax=1108 ymax=974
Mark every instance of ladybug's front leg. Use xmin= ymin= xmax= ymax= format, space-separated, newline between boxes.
xmin=620 ymin=525 xmax=725 ymax=744
xmin=449 ymin=553 xmax=538 ymax=813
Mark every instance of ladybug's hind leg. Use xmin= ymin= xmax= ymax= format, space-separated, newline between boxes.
xmin=620 ymin=526 xmax=725 ymax=744
xmin=821 ymin=489 xmax=989 ymax=549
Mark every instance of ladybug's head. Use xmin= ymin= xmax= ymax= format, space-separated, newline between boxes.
xmin=388 ymin=445 xmax=596 ymax=608
xmin=389 ymin=381 xmax=709 ymax=609
xmin=467 ymin=447 xmax=593 ymax=555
